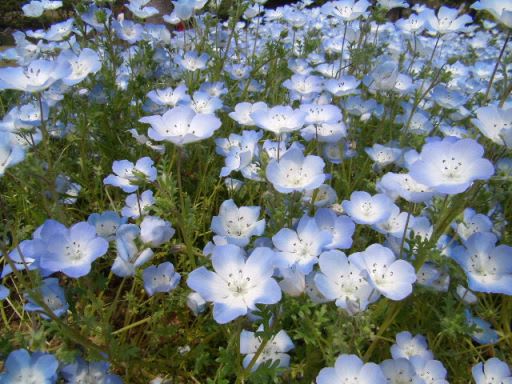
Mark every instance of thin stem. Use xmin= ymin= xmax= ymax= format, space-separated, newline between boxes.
xmin=484 ymin=30 xmax=511 ymax=103
xmin=175 ymin=146 xmax=196 ymax=268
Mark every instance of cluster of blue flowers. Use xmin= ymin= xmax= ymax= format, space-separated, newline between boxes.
xmin=1 ymin=0 xmax=512 ymax=381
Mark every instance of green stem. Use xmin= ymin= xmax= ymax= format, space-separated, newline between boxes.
xmin=484 ymin=30 xmax=511 ymax=103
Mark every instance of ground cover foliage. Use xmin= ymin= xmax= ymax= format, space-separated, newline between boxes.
xmin=0 ymin=0 xmax=512 ymax=382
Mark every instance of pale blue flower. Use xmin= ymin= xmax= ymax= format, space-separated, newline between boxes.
xmin=316 ymin=354 xmax=385 ymax=384
xmin=0 ymin=349 xmax=58 ymax=384
xmin=24 ymin=278 xmax=68 ymax=319
xmin=143 ymin=262 xmax=181 ymax=296
xmin=211 ymin=199 xmax=265 ymax=247
xmin=103 ymin=157 xmax=157 ymax=193
xmin=40 ymin=222 xmax=109 ymax=278
xmin=187 ymin=245 xmax=281 ymax=324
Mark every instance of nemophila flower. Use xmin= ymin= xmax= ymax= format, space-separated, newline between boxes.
xmin=342 ymin=191 xmax=394 ymax=225
xmin=175 ymin=51 xmax=209 ymax=72
xmin=472 ymin=357 xmax=512 ymax=384
xmin=240 ymin=328 xmax=294 ymax=371
xmin=0 ymin=135 xmax=25 ymax=177
xmin=146 ymin=85 xmax=191 ymax=107
xmin=61 ymin=358 xmax=122 ymax=383
xmin=390 ymin=331 xmax=434 ymax=361
xmin=112 ymin=224 xmax=154 ymax=277
xmin=306 ymin=271 xmax=331 ymax=304
xmin=455 ymin=208 xmax=493 ymax=242
xmin=229 ymin=102 xmax=268 ymax=126
xmin=452 ymin=232 xmax=512 ymax=295
xmin=42 ymin=0 xmax=62 ymax=10
xmin=0 ymin=58 xmax=70 ymax=92
xmin=410 ymin=356 xmax=448 ymax=384
xmin=465 ymin=309 xmax=499 ymax=345
xmin=128 ymin=129 xmax=165 ymax=153
xmin=187 ymin=291 xmax=207 ymax=315
xmin=139 ymin=106 xmax=221 ymax=146
xmin=199 ymin=82 xmax=227 ymax=98
xmin=324 ymin=75 xmax=360 ymax=97
xmin=251 ymin=105 xmax=306 ymax=136
xmin=263 ymin=140 xmax=304 ymax=161
xmin=22 ymin=1 xmax=45 ymax=17
xmin=430 ymin=86 xmax=467 ymax=110
xmin=59 ymin=48 xmax=101 ymax=86
xmin=272 ymin=214 xmax=331 ymax=274
xmin=190 ymin=91 xmax=223 ymax=114
xmin=140 ymin=216 xmax=175 ymax=247
xmin=2 ymin=220 xmax=67 ymax=278
xmin=408 ymin=138 xmax=494 ymax=195
xmin=344 ymin=95 xmax=384 ymax=121
xmin=40 ymin=222 xmax=109 ymax=278
xmin=377 ymin=0 xmax=409 ymax=10
xmin=373 ymin=205 xmax=410 ymax=238
xmin=315 ymin=250 xmax=377 ymax=314
xmin=266 ymin=148 xmax=325 ymax=193
xmin=104 ymin=157 xmax=157 ymax=193
xmin=351 ymin=244 xmax=416 ymax=301
xmin=303 ymin=184 xmax=338 ymax=207
xmin=18 ymin=101 xmax=48 ymax=127
xmin=396 ymin=103 xmax=434 ymax=135
xmin=416 ymin=262 xmax=450 ymax=292
xmin=321 ymin=0 xmax=371 ymax=21
xmin=0 ymin=284 xmax=9 ymax=300
xmin=211 ymin=199 xmax=265 ymax=247
xmin=314 ymin=208 xmax=354 ymax=250
xmin=365 ymin=143 xmax=403 ymax=168
xmin=283 ymin=74 xmax=323 ymax=99
xmin=53 ymin=174 xmax=79 ymax=205
xmin=423 ymin=6 xmax=472 ymax=34
xmin=278 ymin=266 xmax=306 ymax=296
xmin=122 ymin=190 xmax=154 ymax=219
xmin=378 ymin=173 xmax=434 ymax=203
xmin=301 ymin=122 xmax=347 ymax=143
xmin=143 ymin=262 xmax=181 ymax=296
xmin=187 ymin=245 xmax=281 ymax=324
xmin=316 ymin=354 xmax=386 ymax=384
xmin=300 ymin=103 xmax=342 ymax=125
xmin=113 ymin=18 xmax=144 ymax=44
xmin=472 ymin=0 xmax=512 ymax=27
xmin=0 ymin=349 xmax=58 ymax=384
xmin=456 ymin=285 xmax=478 ymax=304
xmin=125 ymin=0 xmax=159 ymax=19
xmin=472 ymin=105 xmax=512 ymax=147
xmin=225 ymin=63 xmax=253 ymax=81
xmin=380 ymin=358 xmax=416 ymax=384
xmin=44 ymin=18 xmax=74 ymax=41
xmin=24 ymin=278 xmax=68 ymax=319
xmin=87 ymin=211 xmax=127 ymax=241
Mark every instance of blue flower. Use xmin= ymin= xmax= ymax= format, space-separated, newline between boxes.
xmin=143 ymin=262 xmax=181 ymax=296
xmin=103 ymin=157 xmax=157 ymax=193
xmin=88 ymin=211 xmax=127 ymax=241
xmin=316 ymin=354 xmax=385 ymax=384
xmin=266 ymin=148 xmax=325 ymax=194
xmin=0 ymin=349 xmax=58 ymax=384
xmin=211 ymin=199 xmax=265 ymax=247
xmin=465 ymin=309 xmax=499 ymax=345
xmin=61 ymin=357 xmax=123 ymax=384
xmin=409 ymin=138 xmax=494 ymax=195
xmin=472 ymin=357 xmax=512 ymax=384
xmin=452 ymin=232 xmax=512 ymax=295
xmin=272 ymin=214 xmax=332 ymax=274
xmin=40 ymin=222 xmax=109 ymax=278
xmin=351 ymin=244 xmax=416 ymax=301
xmin=187 ymin=245 xmax=281 ymax=324
xmin=24 ymin=278 xmax=68 ymax=319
